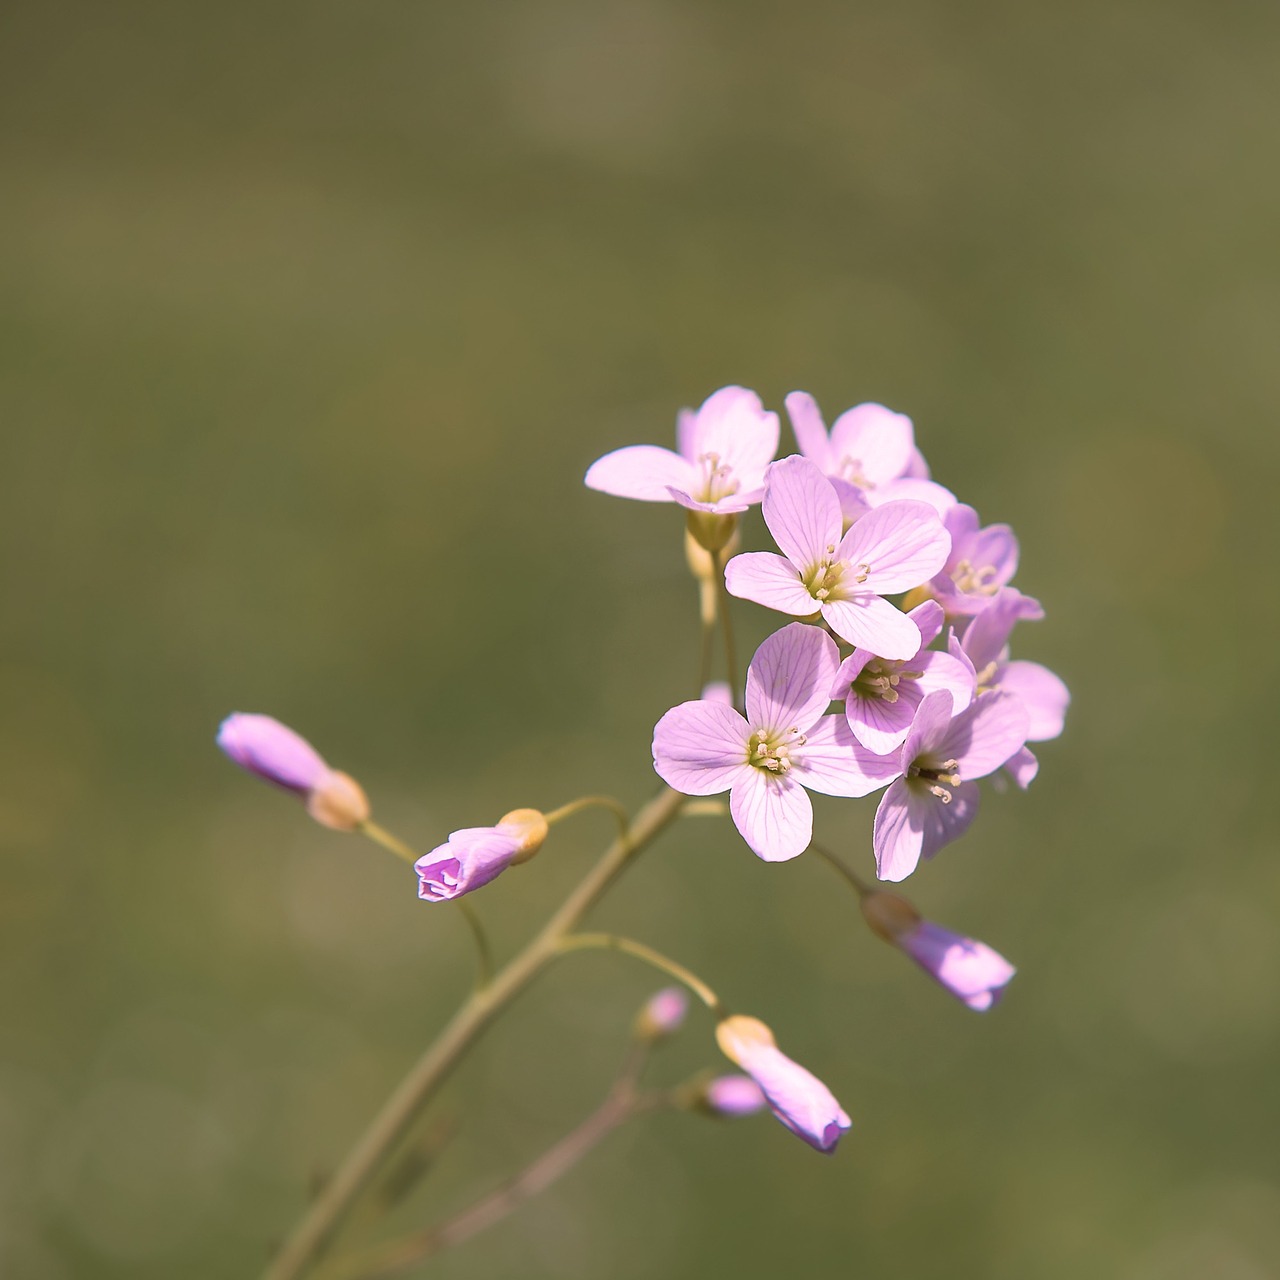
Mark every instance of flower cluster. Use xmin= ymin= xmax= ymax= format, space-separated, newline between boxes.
xmin=592 ymin=386 xmax=1069 ymax=881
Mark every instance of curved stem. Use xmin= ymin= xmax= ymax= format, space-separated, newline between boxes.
xmin=542 ymin=795 xmax=630 ymax=844
xmin=557 ymin=932 xmax=724 ymax=1015
xmin=263 ymin=786 xmax=685 ymax=1280
xmin=359 ymin=820 xmax=494 ymax=988
xmin=808 ymin=841 xmax=875 ymax=899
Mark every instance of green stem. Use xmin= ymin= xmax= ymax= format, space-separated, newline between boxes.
xmin=542 ymin=795 xmax=630 ymax=844
xmin=713 ymin=548 xmax=739 ymax=703
xmin=262 ymin=786 xmax=685 ymax=1280
xmin=557 ymin=932 xmax=724 ymax=1015
xmin=808 ymin=841 xmax=875 ymax=899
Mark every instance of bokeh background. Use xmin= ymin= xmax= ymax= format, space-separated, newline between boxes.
xmin=2 ymin=2 xmax=1276 ymax=1277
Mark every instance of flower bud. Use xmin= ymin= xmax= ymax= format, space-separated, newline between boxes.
xmin=698 ymin=1074 xmax=766 ymax=1118
xmin=715 ymin=1015 xmax=851 ymax=1153
xmin=497 ymin=808 xmax=549 ymax=864
xmin=859 ymin=890 xmax=922 ymax=944
xmin=685 ymin=508 xmax=739 ymax=554
xmin=633 ymin=987 xmax=689 ymax=1043
xmin=218 ymin=713 xmax=369 ymax=832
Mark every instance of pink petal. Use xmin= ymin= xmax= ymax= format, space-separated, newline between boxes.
xmin=744 ymin=622 xmax=840 ymax=733
xmin=729 ymin=769 xmax=813 ymax=861
xmin=675 ymin=406 xmax=698 ymax=460
xmin=1001 ymin=660 xmax=1069 ymax=741
xmin=919 ymin=780 xmax=981 ymax=860
xmin=821 ymin=594 xmax=923 ymax=660
xmin=845 ymin=681 xmax=922 ymax=755
xmin=724 ymin=551 xmax=816 ymax=617
xmin=217 ymin=713 xmax=331 ymax=794
xmin=837 ymin=499 xmax=951 ymax=595
xmin=914 ymin=650 xmax=976 ymax=717
xmin=688 ymin=386 xmax=780 ymax=491
xmin=1003 ymin=745 xmax=1039 ymax=790
xmin=827 ymin=403 xmax=914 ymax=486
xmin=901 ymin=688 xmax=956 ymax=766
xmin=958 ymin=587 xmax=1043 ymax=671
xmin=872 ymin=779 xmax=925 ymax=882
xmin=652 ymin=701 xmax=750 ymax=796
xmin=937 ymin=692 xmax=1029 ymax=781
xmin=585 ymin=445 xmax=695 ymax=502
xmin=761 ymin=456 xmax=843 ymax=568
xmin=907 ymin=599 xmax=946 ymax=648
xmin=784 ymin=390 xmax=833 ymax=469
xmin=900 ymin=921 xmax=1016 ymax=1011
xmin=667 ymin=485 xmax=755 ymax=515
xmin=968 ymin=523 xmax=1019 ymax=587
xmin=864 ymin=477 xmax=957 ymax=516
xmin=792 ymin=714 xmax=899 ymax=797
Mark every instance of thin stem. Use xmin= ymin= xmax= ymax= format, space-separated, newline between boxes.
xmin=557 ymin=932 xmax=724 ymax=1015
xmin=262 ymin=786 xmax=686 ymax=1280
xmin=680 ymin=799 xmax=728 ymax=818
xmin=808 ymin=841 xmax=875 ymax=899
xmin=697 ymin=603 xmax=716 ymax=694
xmin=326 ymin=1082 xmax=664 ymax=1280
xmin=542 ymin=795 xmax=630 ymax=844
xmin=359 ymin=820 xmax=494 ymax=988
xmin=713 ymin=547 xmax=739 ymax=703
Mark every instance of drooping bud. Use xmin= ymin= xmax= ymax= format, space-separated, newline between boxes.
xmin=859 ymin=890 xmax=923 ymax=944
xmin=217 ymin=713 xmax=369 ymax=831
xmin=714 ymin=1015 xmax=851 ymax=1153
xmin=497 ymin=808 xmax=549 ymax=864
xmin=633 ymin=987 xmax=689 ymax=1043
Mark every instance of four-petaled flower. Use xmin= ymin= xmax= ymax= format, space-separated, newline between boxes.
xmin=929 ymin=504 xmax=1021 ymax=617
xmin=725 ymin=456 xmax=951 ymax=660
xmin=584 ymin=385 xmax=779 ymax=514
xmin=653 ymin=623 xmax=886 ymax=861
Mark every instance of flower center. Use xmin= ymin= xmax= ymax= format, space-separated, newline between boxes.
xmin=694 ymin=451 xmax=740 ymax=504
xmin=853 ymin=658 xmax=924 ymax=704
xmin=803 ymin=545 xmax=870 ymax=602
xmin=907 ymin=756 xmax=961 ymax=803
xmin=950 ymin=558 xmax=1000 ymax=597
xmin=747 ymin=726 xmax=807 ymax=774
xmin=835 ymin=454 xmax=874 ymax=490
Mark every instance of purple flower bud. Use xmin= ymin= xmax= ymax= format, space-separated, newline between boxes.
xmin=715 ymin=1015 xmax=851 ymax=1153
xmin=701 ymin=1074 xmax=767 ymax=1117
xmin=413 ymin=809 xmax=548 ymax=904
xmin=217 ymin=713 xmax=369 ymax=831
xmin=634 ymin=987 xmax=689 ymax=1042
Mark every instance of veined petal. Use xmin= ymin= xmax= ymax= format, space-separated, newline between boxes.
xmin=937 ymin=692 xmax=1028 ymax=780
xmin=919 ymin=780 xmax=980 ymax=860
xmin=959 ymin=586 xmax=1043 ymax=671
xmin=793 ymin=714 xmax=900 ymax=797
xmin=689 ymin=386 xmax=780 ymax=491
xmin=968 ymin=522 xmax=1019 ymax=587
xmin=725 ymin=551 xmax=816 ymax=617
xmin=585 ymin=445 xmax=695 ymax=502
xmin=864 ymin=477 xmax=956 ymax=516
xmin=729 ymin=769 xmax=812 ymax=861
xmin=914 ymin=650 xmax=976 ymax=717
xmin=836 ymin=500 xmax=951 ymax=595
xmin=1003 ymin=745 xmax=1039 ymax=790
xmin=822 ymin=594 xmax=923 ymax=660
xmin=907 ymin=599 xmax=946 ymax=648
xmin=745 ymin=622 xmax=840 ymax=732
xmin=902 ymin=689 xmax=956 ymax=765
xmin=828 ymin=403 xmax=914 ymax=486
xmin=873 ymin=779 xmax=925 ymax=882
xmin=667 ymin=486 xmax=755 ymax=515
xmin=784 ymin=391 xmax=833 ymax=469
xmin=652 ymin=701 xmax=750 ymax=795
xmin=846 ymin=681 xmax=922 ymax=755
xmin=1001 ymin=661 xmax=1069 ymax=741
xmin=761 ymin=456 xmax=843 ymax=568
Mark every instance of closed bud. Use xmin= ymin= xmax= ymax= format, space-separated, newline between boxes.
xmin=859 ymin=891 xmax=922 ymax=944
xmin=697 ymin=1074 xmax=767 ymax=1118
xmin=633 ymin=987 xmax=689 ymax=1043
xmin=305 ymin=771 xmax=370 ymax=831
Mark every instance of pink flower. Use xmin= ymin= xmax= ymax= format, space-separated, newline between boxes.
xmin=584 ymin=386 xmax=779 ymax=514
xmin=414 ymin=810 xmax=548 ymax=902
xmin=652 ymin=623 xmax=885 ymax=861
xmin=929 ymin=504 xmax=1021 ymax=617
xmin=701 ymin=1075 xmax=767 ymax=1117
xmin=785 ymin=392 xmax=955 ymax=517
xmin=858 ymin=689 xmax=1030 ymax=881
xmin=724 ymin=456 xmax=951 ymax=660
xmin=832 ymin=598 xmax=975 ymax=754
xmin=861 ymin=892 xmax=1015 ymax=1011
xmin=715 ymin=1015 xmax=851 ymax=1153
xmin=635 ymin=987 xmax=689 ymax=1041
xmin=217 ymin=713 xmax=370 ymax=830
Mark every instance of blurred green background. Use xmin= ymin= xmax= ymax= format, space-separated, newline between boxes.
xmin=2 ymin=1 xmax=1276 ymax=1277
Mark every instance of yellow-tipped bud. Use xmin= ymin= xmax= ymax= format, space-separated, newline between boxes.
xmin=497 ymin=808 xmax=549 ymax=864
xmin=305 ymin=771 xmax=371 ymax=831
xmin=859 ymin=890 xmax=923 ymax=944
xmin=715 ymin=1014 xmax=776 ymax=1064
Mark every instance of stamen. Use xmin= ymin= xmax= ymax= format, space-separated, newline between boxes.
xmin=928 ymin=785 xmax=952 ymax=804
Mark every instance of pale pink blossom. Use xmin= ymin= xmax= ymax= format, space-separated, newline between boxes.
xmin=929 ymin=504 xmax=1021 ymax=617
xmin=832 ymin=598 xmax=975 ymax=754
xmin=785 ymin=392 xmax=955 ymax=516
xmin=217 ymin=712 xmax=369 ymax=830
xmin=716 ymin=1015 xmax=851 ymax=1153
xmin=414 ymin=811 xmax=546 ymax=902
xmin=724 ymin=456 xmax=951 ymax=661
xmin=652 ymin=623 xmax=886 ymax=861
xmin=854 ymin=689 xmax=1030 ymax=881
xmin=584 ymin=386 xmax=779 ymax=514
